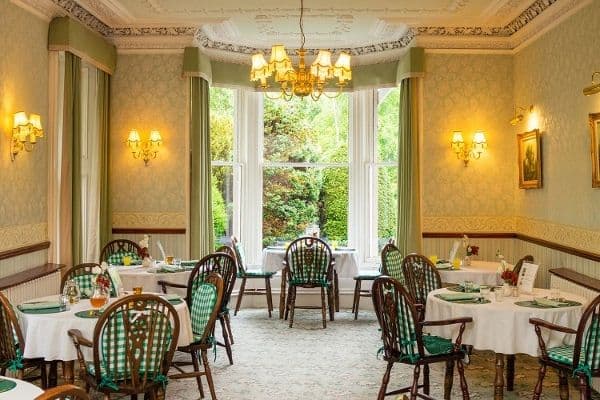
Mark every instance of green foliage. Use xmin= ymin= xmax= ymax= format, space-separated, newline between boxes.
xmin=212 ymin=179 xmax=227 ymax=239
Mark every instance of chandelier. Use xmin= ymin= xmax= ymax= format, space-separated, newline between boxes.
xmin=249 ymin=0 xmax=352 ymax=101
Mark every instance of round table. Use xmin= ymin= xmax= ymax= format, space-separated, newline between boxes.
xmin=262 ymin=247 xmax=359 ymax=278
xmin=116 ymin=265 xmax=191 ymax=297
xmin=0 ymin=376 xmax=43 ymax=399
xmin=437 ymin=260 xmax=509 ymax=286
xmin=17 ymin=294 xmax=193 ymax=362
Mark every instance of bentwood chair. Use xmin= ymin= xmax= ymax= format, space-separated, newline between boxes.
xmin=61 ymin=263 xmax=118 ymax=298
xmin=67 ymin=294 xmax=179 ymax=399
xmin=99 ymin=239 xmax=142 ymax=265
xmin=530 ymin=294 xmax=600 ymax=400
xmin=0 ymin=292 xmax=47 ymax=388
xmin=402 ymin=254 xmax=442 ymax=306
xmin=35 ymin=384 xmax=90 ymax=400
xmin=159 ymin=252 xmax=237 ymax=365
xmin=283 ymin=236 xmax=334 ymax=329
xmin=170 ymin=272 xmax=224 ymax=399
xmin=230 ymin=237 xmax=276 ymax=318
xmin=372 ymin=276 xmax=472 ymax=400
xmin=381 ymin=241 xmax=405 ymax=282
xmin=512 ymin=254 xmax=534 ymax=278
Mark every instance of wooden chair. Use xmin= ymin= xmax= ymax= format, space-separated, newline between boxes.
xmin=402 ymin=254 xmax=442 ymax=306
xmin=371 ymin=276 xmax=472 ymax=400
xmin=229 ymin=237 xmax=276 ymax=318
xmin=512 ymin=254 xmax=534 ymax=277
xmin=99 ymin=239 xmax=142 ymax=265
xmin=159 ymin=252 xmax=237 ymax=365
xmin=530 ymin=294 xmax=600 ymax=400
xmin=0 ymin=292 xmax=47 ymax=388
xmin=381 ymin=241 xmax=405 ymax=282
xmin=35 ymin=384 xmax=90 ymax=400
xmin=283 ymin=237 xmax=334 ymax=329
xmin=61 ymin=263 xmax=117 ymax=298
xmin=67 ymin=294 xmax=179 ymax=399
xmin=169 ymin=272 xmax=224 ymax=399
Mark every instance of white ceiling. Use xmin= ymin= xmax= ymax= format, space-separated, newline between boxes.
xmin=19 ymin=0 xmax=588 ymax=63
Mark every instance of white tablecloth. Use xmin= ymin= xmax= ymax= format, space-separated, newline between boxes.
xmin=18 ymin=294 xmax=193 ymax=361
xmin=0 ymin=376 xmax=43 ymax=399
xmin=116 ymin=266 xmax=191 ymax=297
xmin=438 ymin=260 xmax=509 ymax=286
xmin=262 ymin=248 xmax=359 ymax=279
xmin=425 ymin=288 xmax=586 ymax=356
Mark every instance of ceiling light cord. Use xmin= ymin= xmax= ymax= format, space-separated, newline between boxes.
xmin=300 ymin=0 xmax=306 ymax=50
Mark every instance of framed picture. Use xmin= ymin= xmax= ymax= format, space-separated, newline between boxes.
xmin=517 ymin=129 xmax=542 ymax=189
xmin=590 ymin=113 xmax=600 ymax=188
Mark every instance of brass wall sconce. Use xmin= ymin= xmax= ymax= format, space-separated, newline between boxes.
xmin=509 ymin=105 xmax=533 ymax=125
xmin=11 ymin=111 xmax=43 ymax=161
xmin=583 ymin=72 xmax=600 ymax=96
xmin=451 ymin=130 xmax=487 ymax=167
xmin=126 ymin=129 xmax=162 ymax=166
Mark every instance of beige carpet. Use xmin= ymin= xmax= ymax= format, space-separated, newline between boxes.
xmin=48 ymin=309 xmax=598 ymax=399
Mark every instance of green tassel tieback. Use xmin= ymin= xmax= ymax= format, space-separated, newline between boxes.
xmin=98 ymin=375 xmax=119 ymax=391
xmin=153 ymin=373 xmax=169 ymax=390
xmin=574 ymin=364 xmax=592 ymax=380
xmin=8 ymin=349 xmax=24 ymax=372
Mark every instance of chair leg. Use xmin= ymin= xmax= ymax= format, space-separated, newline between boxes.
xmin=579 ymin=374 xmax=590 ymax=400
xmin=352 ymin=279 xmax=361 ymax=320
xmin=191 ymin=349 xmax=205 ymax=398
xmin=289 ymin=286 xmax=296 ymax=328
xmin=234 ymin=277 xmax=247 ymax=316
xmin=327 ymin=285 xmax=334 ymax=322
xmin=200 ymin=349 xmax=217 ymax=400
xmin=444 ymin=360 xmax=454 ymax=399
xmin=423 ymin=363 xmax=430 ymax=395
xmin=456 ymin=359 xmax=470 ymax=399
xmin=506 ymin=354 xmax=515 ymax=391
xmin=320 ymin=286 xmax=327 ymax=329
xmin=532 ymin=362 xmax=546 ymax=400
xmin=40 ymin=360 xmax=48 ymax=389
xmin=219 ymin=316 xmax=234 ymax=365
xmin=334 ymin=269 xmax=339 ymax=312
xmin=558 ymin=369 xmax=569 ymax=400
xmin=285 ymin=283 xmax=293 ymax=321
xmin=224 ymin=312 xmax=234 ymax=345
xmin=410 ymin=364 xmax=421 ymax=400
xmin=377 ymin=361 xmax=394 ymax=400
xmin=265 ymin=277 xmax=273 ymax=318
xmin=279 ymin=270 xmax=287 ymax=319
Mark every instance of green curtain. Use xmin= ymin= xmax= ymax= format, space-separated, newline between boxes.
xmin=189 ymin=77 xmax=214 ymax=258
xmin=64 ymin=52 xmax=82 ymax=265
xmin=396 ymin=78 xmax=422 ymax=255
xmin=98 ymin=70 xmax=111 ymax=247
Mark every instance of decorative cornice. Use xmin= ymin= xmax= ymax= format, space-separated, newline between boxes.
xmin=0 ymin=223 xmax=48 ymax=253
xmin=112 ymin=212 xmax=186 ymax=229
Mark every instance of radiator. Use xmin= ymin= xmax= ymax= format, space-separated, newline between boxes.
xmin=1 ymin=271 xmax=61 ymax=305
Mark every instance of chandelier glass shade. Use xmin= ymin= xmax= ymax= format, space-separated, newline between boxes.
xmin=250 ymin=0 xmax=352 ymax=100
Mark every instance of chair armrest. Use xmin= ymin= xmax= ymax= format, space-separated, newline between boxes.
xmin=157 ymin=280 xmax=188 ymax=294
xmin=67 ymin=329 xmax=92 ymax=380
xmin=529 ymin=318 xmax=577 ymax=334
xmin=421 ymin=317 xmax=473 ymax=327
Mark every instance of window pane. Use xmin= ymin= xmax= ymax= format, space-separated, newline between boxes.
xmin=377 ymin=87 xmax=400 ymax=162
xmin=262 ymin=167 xmax=348 ymax=247
xmin=210 ymin=87 xmax=234 ymax=162
xmin=377 ymin=166 xmax=398 ymax=251
xmin=263 ymin=94 xmax=349 ymax=163
xmin=212 ymin=165 xmax=233 ymax=245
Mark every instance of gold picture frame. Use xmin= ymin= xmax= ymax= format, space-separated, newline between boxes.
xmin=591 ymin=113 xmax=600 ymax=188
xmin=517 ymin=129 xmax=542 ymax=189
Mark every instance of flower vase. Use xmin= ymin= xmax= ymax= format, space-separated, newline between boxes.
xmin=142 ymin=257 xmax=152 ymax=268
xmin=502 ymin=282 xmax=512 ymax=297
xmin=463 ymin=255 xmax=471 ymax=266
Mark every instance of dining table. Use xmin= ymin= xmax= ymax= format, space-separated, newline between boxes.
xmin=114 ymin=263 xmax=194 ymax=297
xmin=425 ymin=287 xmax=587 ymax=399
xmin=0 ymin=376 xmax=43 ymax=399
xmin=436 ymin=260 xmax=510 ymax=286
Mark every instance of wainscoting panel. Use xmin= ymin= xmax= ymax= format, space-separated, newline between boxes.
xmin=0 ymin=249 xmax=49 ymax=279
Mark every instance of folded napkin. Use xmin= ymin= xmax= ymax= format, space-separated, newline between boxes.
xmin=534 ymin=297 xmax=568 ymax=307
xmin=19 ymin=301 xmax=62 ymax=310
xmin=436 ymin=263 xmax=453 ymax=270
xmin=158 ymin=265 xmax=183 ymax=273
xmin=160 ymin=294 xmax=182 ymax=301
xmin=438 ymin=293 xmax=478 ymax=301
xmin=459 ymin=283 xmax=480 ymax=291
xmin=181 ymin=260 xmax=198 ymax=267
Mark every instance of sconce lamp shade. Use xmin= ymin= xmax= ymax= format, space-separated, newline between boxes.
xmin=149 ymin=129 xmax=162 ymax=143
xmin=13 ymin=111 xmax=28 ymax=128
xmin=11 ymin=111 xmax=43 ymax=161
xmin=29 ymin=114 xmax=43 ymax=131
xmin=127 ymin=129 xmax=141 ymax=144
xmin=127 ymin=129 xmax=162 ymax=166
xmin=450 ymin=130 xmax=487 ymax=166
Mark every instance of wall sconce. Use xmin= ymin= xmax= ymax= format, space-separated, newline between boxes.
xmin=509 ymin=105 xmax=533 ymax=125
xmin=126 ymin=129 xmax=162 ymax=166
xmin=450 ymin=130 xmax=487 ymax=167
xmin=11 ymin=111 xmax=43 ymax=161
xmin=583 ymin=72 xmax=600 ymax=96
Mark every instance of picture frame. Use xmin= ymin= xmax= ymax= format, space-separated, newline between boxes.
xmin=517 ymin=129 xmax=542 ymax=189
xmin=590 ymin=113 xmax=600 ymax=188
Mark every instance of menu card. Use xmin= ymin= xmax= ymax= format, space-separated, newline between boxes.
xmin=108 ymin=266 xmax=123 ymax=296
xmin=448 ymin=241 xmax=460 ymax=263
xmin=517 ymin=262 xmax=539 ymax=294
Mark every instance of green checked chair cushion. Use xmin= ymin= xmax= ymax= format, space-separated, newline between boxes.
xmin=190 ymin=282 xmax=218 ymax=341
xmin=382 ymin=248 xmax=404 ymax=283
xmin=288 ymin=247 xmax=331 ymax=286
xmin=232 ymin=241 xmax=248 ymax=274
xmin=106 ymin=251 xmax=141 ymax=266
xmin=72 ymin=273 xmax=117 ymax=298
xmin=354 ymin=270 xmax=381 ymax=280
xmin=548 ymin=316 xmax=600 ymax=372
xmin=422 ymin=335 xmax=454 ymax=356
xmin=548 ymin=345 xmax=584 ymax=366
xmin=238 ymin=270 xmax=276 ymax=278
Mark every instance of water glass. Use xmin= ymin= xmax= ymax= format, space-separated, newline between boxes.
xmin=174 ymin=258 xmax=182 ymax=269
xmin=480 ymin=286 xmax=491 ymax=300
xmin=463 ymin=280 xmax=474 ymax=293
xmin=58 ymin=294 xmax=69 ymax=311
xmin=494 ymin=287 xmax=504 ymax=302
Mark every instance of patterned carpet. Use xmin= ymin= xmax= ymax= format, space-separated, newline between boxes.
xmin=47 ymin=309 xmax=598 ymax=399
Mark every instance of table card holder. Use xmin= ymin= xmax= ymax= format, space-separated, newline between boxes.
xmin=448 ymin=241 xmax=460 ymax=263
xmin=517 ymin=262 xmax=539 ymax=294
xmin=157 ymin=240 xmax=167 ymax=261
xmin=108 ymin=266 xmax=123 ymax=297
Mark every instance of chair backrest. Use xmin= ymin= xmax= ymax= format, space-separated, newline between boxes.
xmin=61 ymin=263 xmax=117 ymax=297
xmin=284 ymin=237 xmax=333 ymax=285
xmin=35 ymin=384 xmax=90 ymax=400
xmin=381 ymin=242 xmax=404 ymax=283
xmin=0 ymin=292 xmax=24 ymax=372
xmin=90 ymin=294 xmax=179 ymax=391
xmin=188 ymin=273 xmax=224 ymax=343
xmin=216 ymin=244 xmax=238 ymax=270
xmin=572 ymin=294 xmax=600 ymax=375
xmin=371 ymin=276 xmax=423 ymax=363
xmin=512 ymin=255 xmax=534 ymax=277
xmin=230 ymin=236 xmax=248 ymax=275
xmin=100 ymin=239 xmax=142 ymax=264
xmin=402 ymin=254 xmax=442 ymax=305
xmin=187 ymin=253 xmax=237 ymax=312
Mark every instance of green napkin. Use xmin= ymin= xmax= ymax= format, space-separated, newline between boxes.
xmin=18 ymin=301 xmax=62 ymax=310
xmin=534 ymin=297 xmax=568 ymax=307
xmin=438 ymin=293 xmax=478 ymax=301
xmin=181 ymin=260 xmax=198 ymax=267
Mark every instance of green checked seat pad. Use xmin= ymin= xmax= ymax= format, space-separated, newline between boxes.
xmin=233 ymin=240 xmax=275 ymax=278
xmin=237 ymin=270 xmax=277 ymax=278
xmin=288 ymin=246 xmax=331 ymax=287
xmin=88 ymin=309 xmax=173 ymax=387
xmin=107 ymin=251 xmax=141 ymax=266
xmin=190 ymin=282 xmax=219 ymax=343
xmin=547 ymin=316 xmax=600 ymax=374
xmin=382 ymin=246 xmax=404 ymax=283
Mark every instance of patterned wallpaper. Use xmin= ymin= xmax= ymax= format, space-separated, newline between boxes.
xmin=422 ymin=54 xmax=516 ymax=230
xmin=110 ymin=54 xmax=187 ymax=226
xmin=513 ymin=0 xmax=600 ymax=237
xmin=0 ymin=0 xmax=49 ymax=245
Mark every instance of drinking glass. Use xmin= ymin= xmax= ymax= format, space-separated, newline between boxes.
xmin=494 ymin=286 xmax=504 ymax=302
xmin=89 ymin=284 xmax=109 ymax=316
xmin=480 ymin=286 xmax=491 ymax=300
xmin=123 ymin=255 xmax=132 ymax=266
xmin=166 ymin=255 xmax=174 ymax=265
xmin=174 ymin=258 xmax=182 ymax=269
xmin=463 ymin=280 xmax=474 ymax=293
xmin=133 ymin=286 xmax=143 ymax=295
xmin=429 ymin=255 xmax=439 ymax=265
